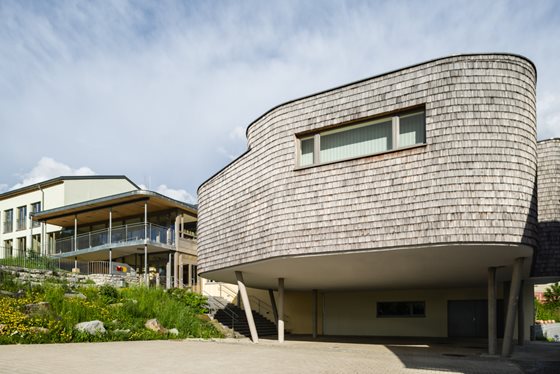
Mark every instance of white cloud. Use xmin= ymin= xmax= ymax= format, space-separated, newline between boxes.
xmin=139 ymin=183 xmax=196 ymax=204
xmin=229 ymin=126 xmax=246 ymax=142
xmin=0 ymin=184 xmax=8 ymax=193
xmin=10 ymin=157 xmax=96 ymax=190
xmin=538 ymin=92 xmax=560 ymax=140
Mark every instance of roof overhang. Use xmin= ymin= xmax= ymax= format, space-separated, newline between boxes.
xmin=200 ymin=243 xmax=534 ymax=291
xmin=32 ymin=190 xmax=197 ymax=227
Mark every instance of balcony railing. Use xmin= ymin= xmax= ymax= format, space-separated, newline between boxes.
xmin=55 ymin=222 xmax=175 ymax=254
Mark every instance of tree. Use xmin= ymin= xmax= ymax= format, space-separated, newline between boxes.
xmin=544 ymin=282 xmax=560 ymax=305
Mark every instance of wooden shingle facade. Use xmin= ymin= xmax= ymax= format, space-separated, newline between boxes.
xmin=198 ymin=54 xmax=539 ymax=274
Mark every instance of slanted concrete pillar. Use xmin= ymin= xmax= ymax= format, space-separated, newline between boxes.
xmin=268 ymin=289 xmax=278 ymax=324
xmin=108 ymin=208 xmax=112 ymax=275
xmin=144 ymin=202 xmax=149 ymax=286
xmin=278 ymin=278 xmax=285 ymax=343
xmin=488 ymin=267 xmax=497 ymax=355
xmin=235 ymin=271 xmax=258 ymax=343
xmin=312 ymin=289 xmax=318 ymax=339
xmin=502 ymin=257 xmax=525 ymax=357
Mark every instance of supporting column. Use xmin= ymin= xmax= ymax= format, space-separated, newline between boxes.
xmin=188 ymin=264 xmax=192 ymax=288
xmin=40 ymin=221 xmax=45 ymax=255
xmin=278 ymin=278 xmax=285 ymax=343
xmin=518 ymin=280 xmax=524 ymax=345
xmin=173 ymin=252 xmax=179 ymax=288
xmin=502 ymin=257 xmax=525 ymax=357
xmin=488 ymin=267 xmax=497 ymax=355
xmin=312 ymin=289 xmax=318 ymax=339
xmin=268 ymin=289 xmax=278 ymax=324
xmin=108 ymin=208 xmax=112 ymax=275
xmin=166 ymin=252 xmax=171 ymax=289
xmin=73 ymin=215 xmax=77 ymax=252
xmin=235 ymin=271 xmax=258 ymax=343
xmin=144 ymin=203 xmax=148 ymax=286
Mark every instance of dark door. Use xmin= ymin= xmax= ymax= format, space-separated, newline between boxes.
xmin=448 ymin=300 xmax=504 ymax=338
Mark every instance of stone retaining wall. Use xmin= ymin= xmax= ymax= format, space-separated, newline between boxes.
xmin=0 ymin=265 xmax=141 ymax=288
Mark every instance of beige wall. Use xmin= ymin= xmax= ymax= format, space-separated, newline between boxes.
xmin=63 ymin=179 xmax=137 ymax=205
xmin=240 ymin=286 xmax=539 ymax=340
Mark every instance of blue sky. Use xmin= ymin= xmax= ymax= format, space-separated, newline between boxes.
xmin=1 ymin=0 xmax=559 ymax=202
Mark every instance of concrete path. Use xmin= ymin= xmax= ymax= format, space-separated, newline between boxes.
xmin=0 ymin=337 xmax=552 ymax=374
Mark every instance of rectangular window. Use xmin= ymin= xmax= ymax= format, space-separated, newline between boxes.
xmin=3 ymin=239 xmax=13 ymax=257
xmin=32 ymin=234 xmax=41 ymax=252
xmin=31 ymin=202 xmax=41 ymax=228
xmin=297 ymin=108 xmax=425 ymax=167
xmin=377 ymin=301 xmax=426 ymax=317
xmin=16 ymin=206 xmax=27 ymax=231
xmin=3 ymin=209 xmax=13 ymax=233
xmin=17 ymin=237 xmax=26 ymax=252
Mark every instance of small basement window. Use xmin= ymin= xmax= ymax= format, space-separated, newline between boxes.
xmin=297 ymin=108 xmax=425 ymax=167
xmin=377 ymin=301 xmax=426 ymax=318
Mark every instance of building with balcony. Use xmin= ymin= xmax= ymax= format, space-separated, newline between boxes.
xmin=32 ymin=189 xmax=199 ymax=288
xmin=0 ymin=176 xmax=139 ymax=257
xmin=0 ymin=175 xmax=200 ymax=288
xmin=197 ymin=54 xmax=560 ymax=356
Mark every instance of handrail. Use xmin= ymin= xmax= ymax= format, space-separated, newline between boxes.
xmin=248 ymin=295 xmax=290 ymax=323
xmin=203 ymin=291 xmax=239 ymax=332
xmin=55 ymin=222 xmax=175 ymax=253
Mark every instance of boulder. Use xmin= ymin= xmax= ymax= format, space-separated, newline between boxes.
xmin=168 ymin=328 xmax=179 ymax=336
xmin=64 ymin=293 xmax=87 ymax=300
xmin=30 ymin=327 xmax=49 ymax=334
xmin=145 ymin=318 xmax=167 ymax=334
xmin=24 ymin=302 xmax=50 ymax=315
xmin=74 ymin=320 xmax=106 ymax=335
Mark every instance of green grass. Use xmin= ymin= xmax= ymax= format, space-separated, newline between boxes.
xmin=0 ymin=271 xmax=222 ymax=344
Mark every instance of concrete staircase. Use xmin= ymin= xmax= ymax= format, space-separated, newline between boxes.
xmin=209 ymin=297 xmax=279 ymax=337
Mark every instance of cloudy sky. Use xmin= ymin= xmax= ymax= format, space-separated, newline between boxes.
xmin=1 ymin=0 xmax=559 ymax=202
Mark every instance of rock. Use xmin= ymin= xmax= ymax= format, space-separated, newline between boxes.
xmin=168 ymin=328 xmax=179 ymax=336
xmin=64 ymin=293 xmax=87 ymax=300
xmin=24 ymin=302 xmax=50 ymax=315
xmin=74 ymin=320 xmax=106 ymax=335
xmin=30 ymin=327 xmax=49 ymax=334
xmin=145 ymin=318 xmax=168 ymax=334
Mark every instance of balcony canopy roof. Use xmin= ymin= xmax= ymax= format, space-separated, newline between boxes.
xmin=32 ymin=190 xmax=197 ymax=227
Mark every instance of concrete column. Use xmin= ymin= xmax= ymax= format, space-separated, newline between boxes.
xmin=144 ymin=202 xmax=149 ymax=287
xmin=108 ymin=208 xmax=112 ymax=275
xmin=268 ymin=289 xmax=278 ymax=324
xmin=173 ymin=252 xmax=179 ymax=288
xmin=166 ymin=252 xmax=172 ymax=289
xmin=312 ymin=289 xmax=318 ymax=339
xmin=40 ymin=221 xmax=45 ymax=255
xmin=488 ymin=267 xmax=497 ymax=355
xmin=187 ymin=264 xmax=192 ymax=288
xmin=278 ymin=278 xmax=285 ymax=343
xmin=502 ymin=257 xmax=525 ymax=357
xmin=73 ymin=215 xmax=77 ymax=252
xmin=518 ymin=281 xmax=524 ymax=345
xmin=178 ymin=263 xmax=184 ymax=289
xmin=235 ymin=271 xmax=258 ymax=343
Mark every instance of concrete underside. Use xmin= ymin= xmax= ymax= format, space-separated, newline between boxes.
xmin=201 ymin=243 xmax=533 ymax=290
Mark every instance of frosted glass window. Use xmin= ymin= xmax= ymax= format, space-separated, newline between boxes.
xmin=300 ymin=137 xmax=314 ymax=166
xmin=399 ymin=112 xmax=425 ymax=147
xmin=320 ymin=120 xmax=392 ymax=163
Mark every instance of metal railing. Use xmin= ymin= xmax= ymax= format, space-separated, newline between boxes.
xmin=55 ymin=222 xmax=175 ymax=254
xmin=203 ymin=290 xmax=239 ymax=330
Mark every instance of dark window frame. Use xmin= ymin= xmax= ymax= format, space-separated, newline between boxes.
xmin=376 ymin=301 xmax=426 ymax=318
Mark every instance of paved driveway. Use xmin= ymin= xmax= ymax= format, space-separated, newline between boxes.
xmin=0 ymin=337 xmax=552 ymax=374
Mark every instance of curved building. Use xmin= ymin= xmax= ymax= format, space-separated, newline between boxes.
xmin=198 ymin=54 xmax=559 ymax=355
